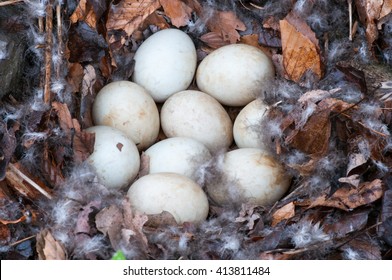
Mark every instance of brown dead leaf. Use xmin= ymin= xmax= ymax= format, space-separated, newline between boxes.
xmin=355 ymin=0 xmax=392 ymax=46
xmin=324 ymin=208 xmax=369 ymax=238
xmin=80 ymin=64 xmax=97 ymax=128
xmin=204 ymin=10 xmax=246 ymax=45
xmin=338 ymin=174 xmax=361 ymax=188
xmin=280 ymin=12 xmax=323 ymax=82
xmin=347 ymin=152 xmax=369 ymax=176
xmin=271 ymin=202 xmax=295 ymax=226
xmin=0 ymin=120 xmax=16 ymax=181
xmin=70 ymin=0 xmax=97 ymax=29
xmin=106 ymin=0 xmax=161 ymax=44
xmin=140 ymin=11 xmax=170 ymax=31
xmin=123 ymin=199 xmax=149 ymax=248
xmin=285 ymin=106 xmax=331 ymax=157
xmin=52 ymin=102 xmax=95 ymax=163
xmin=160 ymin=0 xmax=192 ymax=28
xmin=36 ymin=229 xmax=67 ymax=260
xmin=200 ymin=32 xmax=229 ymax=49
xmin=96 ymin=199 xmax=149 ymax=255
xmin=138 ymin=152 xmax=150 ymax=178
xmin=0 ymin=224 xmax=11 ymax=245
xmin=341 ymin=235 xmax=382 ymax=260
xmin=308 ymin=179 xmax=384 ymax=211
xmin=379 ymin=189 xmax=392 ymax=245
xmin=240 ymin=34 xmax=272 ymax=55
xmin=284 ymin=98 xmax=355 ymax=158
xmin=234 ymin=204 xmax=261 ymax=230
xmin=67 ymin=63 xmax=84 ymax=94
xmin=145 ymin=211 xmax=178 ymax=228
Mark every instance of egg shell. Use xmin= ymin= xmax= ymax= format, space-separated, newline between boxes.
xmin=160 ymin=90 xmax=233 ymax=152
xmin=86 ymin=125 xmax=140 ymax=189
xmin=206 ymin=148 xmax=290 ymax=206
xmin=144 ymin=137 xmax=212 ymax=181
xmin=127 ymin=173 xmax=209 ymax=224
xmin=233 ymin=99 xmax=269 ymax=149
xmin=132 ymin=29 xmax=197 ymax=102
xmin=92 ymin=81 xmax=160 ymax=151
xmin=196 ymin=44 xmax=275 ymax=106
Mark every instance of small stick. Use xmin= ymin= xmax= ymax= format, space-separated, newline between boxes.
xmin=8 ymin=163 xmax=53 ymax=199
xmin=0 ymin=0 xmax=24 ymax=6
xmin=56 ymin=3 xmax=63 ymax=79
xmin=348 ymin=0 xmax=353 ymax=41
xmin=9 ymin=235 xmax=36 ymax=247
xmin=44 ymin=1 xmax=53 ymax=104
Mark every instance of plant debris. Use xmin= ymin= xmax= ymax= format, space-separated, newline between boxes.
xmin=1 ymin=0 xmax=392 ymax=260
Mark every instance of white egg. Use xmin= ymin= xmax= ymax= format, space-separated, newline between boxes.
xmin=206 ymin=148 xmax=290 ymax=206
xmin=144 ymin=137 xmax=212 ymax=181
xmin=196 ymin=44 xmax=275 ymax=106
xmin=86 ymin=125 xmax=140 ymax=189
xmin=92 ymin=81 xmax=160 ymax=151
xmin=127 ymin=173 xmax=209 ymax=224
xmin=233 ymin=99 xmax=270 ymax=149
xmin=160 ymin=90 xmax=233 ymax=152
xmin=132 ymin=29 xmax=197 ymax=102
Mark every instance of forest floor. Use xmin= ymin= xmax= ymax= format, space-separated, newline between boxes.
xmin=1 ymin=0 xmax=392 ymax=260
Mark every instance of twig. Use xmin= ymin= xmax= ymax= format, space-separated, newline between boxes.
xmin=348 ymin=0 xmax=353 ymax=41
xmin=9 ymin=235 xmax=36 ymax=247
xmin=0 ymin=0 xmax=24 ymax=7
xmin=8 ymin=163 xmax=53 ymax=199
xmin=56 ymin=3 xmax=63 ymax=79
xmin=43 ymin=1 xmax=53 ymax=104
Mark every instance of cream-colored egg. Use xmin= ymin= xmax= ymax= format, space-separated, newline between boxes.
xmin=86 ymin=126 xmax=140 ymax=189
xmin=92 ymin=81 xmax=160 ymax=151
xmin=196 ymin=44 xmax=275 ymax=106
xmin=233 ymin=99 xmax=270 ymax=149
xmin=144 ymin=137 xmax=211 ymax=181
xmin=160 ymin=90 xmax=233 ymax=152
xmin=132 ymin=29 xmax=197 ymax=102
xmin=207 ymin=148 xmax=290 ymax=206
xmin=127 ymin=173 xmax=209 ymax=224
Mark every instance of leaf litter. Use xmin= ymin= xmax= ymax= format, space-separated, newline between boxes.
xmin=0 ymin=0 xmax=392 ymax=260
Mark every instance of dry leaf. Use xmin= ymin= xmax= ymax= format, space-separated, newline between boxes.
xmin=271 ymin=202 xmax=295 ymax=226
xmin=160 ymin=0 xmax=192 ymax=28
xmin=205 ymin=10 xmax=246 ymax=45
xmin=140 ymin=11 xmax=170 ymax=31
xmin=338 ymin=174 xmax=361 ymax=188
xmin=145 ymin=211 xmax=178 ymax=228
xmin=234 ymin=204 xmax=261 ymax=230
xmin=80 ymin=64 xmax=97 ymax=128
xmin=36 ymin=229 xmax=67 ymax=260
xmin=0 ymin=120 xmax=16 ymax=181
xmin=240 ymin=34 xmax=272 ymax=54
xmin=200 ymin=32 xmax=229 ymax=49
xmin=284 ymin=98 xmax=355 ymax=158
xmin=341 ymin=235 xmax=382 ymax=259
xmin=52 ymin=102 xmax=95 ymax=163
xmin=70 ymin=0 xmax=97 ymax=28
xmin=138 ymin=152 xmax=150 ymax=178
xmin=0 ymin=224 xmax=11 ymax=244
xmin=67 ymin=63 xmax=84 ymax=94
xmin=96 ymin=199 xmax=149 ymax=255
xmin=280 ymin=12 xmax=323 ymax=82
xmin=308 ymin=179 xmax=384 ymax=211
xmin=106 ymin=0 xmax=161 ymax=43
xmin=355 ymin=0 xmax=392 ymax=46
xmin=324 ymin=209 xmax=369 ymax=238
xmin=379 ymin=189 xmax=392 ymax=245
